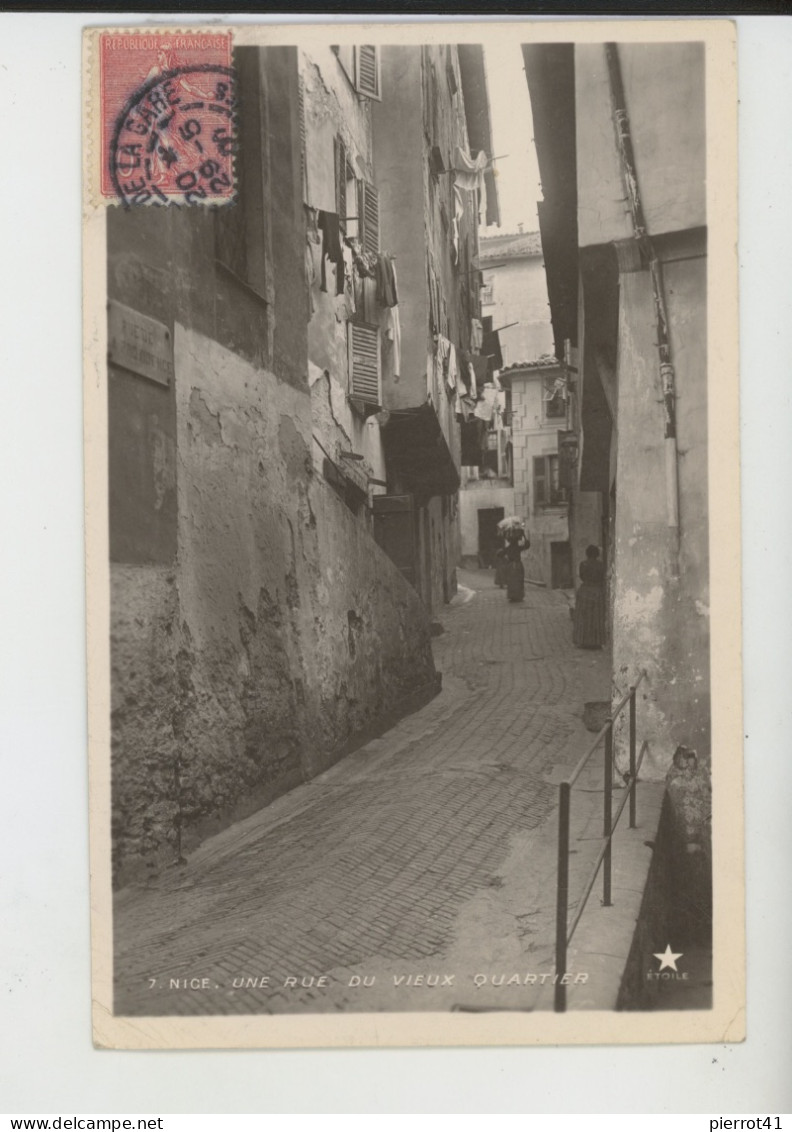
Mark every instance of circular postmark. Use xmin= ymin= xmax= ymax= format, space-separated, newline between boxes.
xmin=109 ymin=64 xmax=237 ymax=206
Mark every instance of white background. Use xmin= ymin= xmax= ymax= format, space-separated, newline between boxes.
xmin=0 ymin=12 xmax=790 ymax=1116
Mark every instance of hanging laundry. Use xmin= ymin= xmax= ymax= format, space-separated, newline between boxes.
xmin=435 ymin=335 xmax=450 ymax=394
xmin=453 ymin=146 xmax=488 ymax=192
xmin=305 ymin=241 xmax=316 ymax=318
xmin=426 ymin=352 xmax=435 ymax=404
xmin=446 ymin=342 xmax=458 ymax=393
xmin=481 ymin=328 xmax=503 ymax=372
xmin=304 ymin=204 xmax=321 ymax=245
xmin=386 ymin=306 xmax=401 ymax=379
xmin=471 ymin=318 xmax=483 ymax=352
xmin=452 ymin=183 xmax=465 ymax=265
xmin=342 ymin=244 xmax=356 ymax=315
xmin=349 ymin=237 xmax=377 ymax=279
xmin=427 ymin=265 xmax=438 ymax=334
xmin=318 ymin=210 xmax=345 ymax=296
xmin=453 ymin=148 xmax=489 ymax=220
xmin=375 ymin=254 xmax=399 ymax=308
xmin=458 ymin=396 xmax=474 ymax=423
xmin=470 ymin=353 xmax=489 ymax=395
xmin=474 ymin=384 xmax=498 ymax=422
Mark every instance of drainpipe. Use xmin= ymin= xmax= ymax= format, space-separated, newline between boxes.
xmin=605 ymin=43 xmax=680 ymax=539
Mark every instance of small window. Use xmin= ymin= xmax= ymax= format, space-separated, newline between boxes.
xmin=481 ymin=280 xmax=494 ymax=305
xmin=533 ymin=454 xmax=567 ymax=508
xmin=544 ymin=374 xmax=567 ymax=419
xmin=332 ymin=45 xmax=381 ymax=100
xmin=348 ymin=322 xmax=381 ymax=406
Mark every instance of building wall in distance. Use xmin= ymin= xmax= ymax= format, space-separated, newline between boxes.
xmin=481 ymin=253 xmax=554 ymax=366
xmin=459 ymin=480 xmax=515 ymax=565
xmin=510 ymin=367 xmax=569 ymax=586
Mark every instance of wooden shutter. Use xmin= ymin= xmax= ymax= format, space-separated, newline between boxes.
xmin=297 ymin=75 xmax=307 ymax=198
xmin=334 ymin=135 xmax=346 ymax=228
xmin=355 ymin=46 xmax=381 ymax=100
xmin=348 ymin=322 xmax=381 ymax=405
xmin=360 ymin=182 xmax=379 ymax=256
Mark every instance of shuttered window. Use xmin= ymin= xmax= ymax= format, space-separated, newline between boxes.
xmin=534 ymin=455 xmax=566 ymax=507
xmin=360 ymin=181 xmax=379 ymax=256
xmin=355 ymin=46 xmax=381 ymax=100
xmin=332 ymin=45 xmax=381 ymax=100
xmin=348 ymin=322 xmax=381 ymax=405
xmin=297 ymin=75 xmax=307 ymax=198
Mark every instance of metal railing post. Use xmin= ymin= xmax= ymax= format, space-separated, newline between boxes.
xmin=629 ymin=685 xmax=637 ymax=828
xmin=555 ymin=781 xmax=571 ymax=1012
xmin=603 ymin=722 xmax=613 ymax=907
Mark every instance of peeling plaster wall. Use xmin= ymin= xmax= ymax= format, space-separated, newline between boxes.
xmin=611 ymin=254 xmax=709 ymax=778
xmin=107 ymin=45 xmax=439 ymax=883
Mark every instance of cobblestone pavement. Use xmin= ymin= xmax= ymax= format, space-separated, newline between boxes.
xmin=114 ymin=569 xmax=611 ymax=1015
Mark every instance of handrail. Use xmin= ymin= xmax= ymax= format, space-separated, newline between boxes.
xmin=565 ymin=739 xmax=650 ymax=943
xmin=554 ymin=671 xmax=647 ymax=1012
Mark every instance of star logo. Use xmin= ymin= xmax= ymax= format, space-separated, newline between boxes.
xmin=653 ymin=944 xmax=683 ymax=972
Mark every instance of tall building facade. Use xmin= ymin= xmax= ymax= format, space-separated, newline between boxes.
xmin=525 ymin=41 xmax=709 ymax=778
xmin=107 ymin=43 xmax=497 ymax=883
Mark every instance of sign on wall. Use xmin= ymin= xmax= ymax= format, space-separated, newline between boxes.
xmin=108 ymin=300 xmax=173 ymax=387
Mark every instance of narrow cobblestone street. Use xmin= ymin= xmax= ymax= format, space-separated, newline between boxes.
xmin=114 ymin=568 xmax=615 ymax=1016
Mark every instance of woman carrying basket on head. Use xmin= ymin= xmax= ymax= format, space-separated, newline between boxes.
xmin=497 ymin=517 xmax=529 ymax=604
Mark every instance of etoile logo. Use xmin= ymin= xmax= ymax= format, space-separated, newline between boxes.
xmin=647 ymin=944 xmax=689 ymax=982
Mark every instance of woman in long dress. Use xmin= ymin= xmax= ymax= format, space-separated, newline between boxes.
xmin=573 ymin=545 xmax=606 ymax=648
xmin=503 ymin=529 xmax=529 ymax=603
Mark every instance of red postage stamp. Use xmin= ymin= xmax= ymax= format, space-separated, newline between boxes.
xmin=99 ymin=31 xmax=235 ymax=205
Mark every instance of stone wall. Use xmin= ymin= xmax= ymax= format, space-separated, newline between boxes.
xmin=111 ymin=329 xmax=437 ymax=886
xmin=107 ymin=46 xmax=440 ymax=885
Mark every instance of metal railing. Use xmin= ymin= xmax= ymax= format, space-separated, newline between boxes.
xmin=554 ymin=671 xmax=648 ymax=1012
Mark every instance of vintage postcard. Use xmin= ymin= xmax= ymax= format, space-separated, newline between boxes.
xmin=83 ymin=18 xmax=743 ymax=1049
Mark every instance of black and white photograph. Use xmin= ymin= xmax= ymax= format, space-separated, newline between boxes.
xmin=83 ymin=19 xmax=743 ymax=1049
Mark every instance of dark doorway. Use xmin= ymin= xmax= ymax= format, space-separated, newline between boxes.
xmin=372 ymin=495 xmax=417 ymax=588
xmin=477 ymin=507 xmax=504 ymax=568
xmin=550 ymin=540 xmax=573 ymax=589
